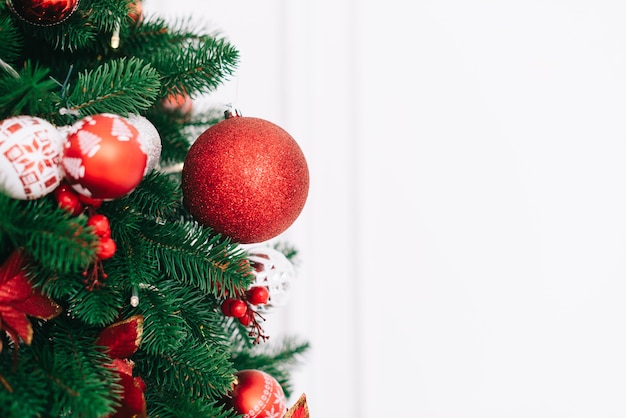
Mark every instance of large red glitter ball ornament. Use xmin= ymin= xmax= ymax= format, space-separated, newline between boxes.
xmin=181 ymin=116 xmax=309 ymax=244
xmin=62 ymin=113 xmax=147 ymax=200
xmin=228 ymin=370 xmax=287 ymax=418
xmin=0 ymin=115 xmax=65 ymax=200
xmin=6 ymin=0 xmax=80 ymax=26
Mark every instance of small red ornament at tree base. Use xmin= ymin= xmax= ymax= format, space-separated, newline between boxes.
xmin=182 ymin=115 xmax=309 ymax=244
xmin=227 ymin=369 xmax=287 ymax=418
xmin=6 ymin=0 xmax=80 ymax=26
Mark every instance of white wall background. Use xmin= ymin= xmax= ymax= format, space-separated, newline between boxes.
xmin=145 ymin=1 xmax=626 ymax=417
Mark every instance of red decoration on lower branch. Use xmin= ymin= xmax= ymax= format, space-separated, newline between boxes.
xmin=96 ymin=315 xmax=146 ymax=418
xmin=0 ymin=249 xmax=62 ymax=353
xmin=226 ymin=369 xmax=286 ymax=418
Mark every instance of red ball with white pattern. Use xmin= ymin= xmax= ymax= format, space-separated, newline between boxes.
xmin=227 ymin=370 xmax=286 ymax=418
xmin=0 ymin=115 xmax=65 ymax=200
xmin=62 ymin=114 xmax=147 ymax=200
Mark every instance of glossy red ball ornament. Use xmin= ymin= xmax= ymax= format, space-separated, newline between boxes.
xmin=62 ymin=114 xmax=147 ymax=200
xmin=6 ymin=0 xmax=80 ymax=26
xmin=228 ymin=370 xmax=287 ymax=418
xmin=182 ymin=116 xmax=309 ymax=244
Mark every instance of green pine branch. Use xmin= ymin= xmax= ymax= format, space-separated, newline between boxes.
xmin=231 ymin=337 xmax=310 ymax=398
xmin=124 ymin=18 xmax=238 ymax=98
xmin=0 ymin=62 xmax=61 ymax=119
xmin=156 ymin=36 xmax=239 ymax=97
xmin=126 ymin=282 xmax=187 ymax=356
xmin=146 ymin=390 xmax=238 ymax=418
xmin=0 ymin=14 xmax=22 ymax=64
xmin=136 ymin=339 xmax=235 ymax=400
xmin=43 ymin=318 xmax=121 ymax=417
xmin=62 ymin=57 xmax=161 ymax=122
xmin=0 ymin=192 xmax=97 ymax=274
xmin=138 ymin=218 xmax=253 ymax=297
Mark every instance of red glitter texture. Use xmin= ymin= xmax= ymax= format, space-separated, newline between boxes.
xmin=182 ymin=117 xmax=309 ymax=244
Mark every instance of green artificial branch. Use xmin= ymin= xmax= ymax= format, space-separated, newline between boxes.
xmin=64 ymin=57 xmax=161 ymax=121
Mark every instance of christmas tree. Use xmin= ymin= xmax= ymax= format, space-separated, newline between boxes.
xmin=0 ymin=1 xmax=310 ymax=417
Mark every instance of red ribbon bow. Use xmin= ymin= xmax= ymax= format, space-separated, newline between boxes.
xmin=0 ymin=249 xmax=62 ymax=353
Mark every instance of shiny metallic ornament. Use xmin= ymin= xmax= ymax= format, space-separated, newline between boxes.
xmin=6 ymin=0 xmax=80 ymax=26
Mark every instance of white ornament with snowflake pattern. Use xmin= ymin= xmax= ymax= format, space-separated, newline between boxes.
xmin=0 ymin=115 xmax=65 ymax=200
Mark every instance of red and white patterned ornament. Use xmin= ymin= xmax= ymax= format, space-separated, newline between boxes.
xmin=228 ymin=370 xmax=287 ymax=418
xmin=62 ymin=113 xmax=147 ymax=200
xmin=0 ymin=115 xmax=65 ymax=200
xmin=125 ymin=114 xmax=161 ymax=175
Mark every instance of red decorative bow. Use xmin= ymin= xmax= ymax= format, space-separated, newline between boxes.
xmin=96 ymin=315 xmax=147 ymax=418
xmin=0 ymin=249 xmax=62 ymax=352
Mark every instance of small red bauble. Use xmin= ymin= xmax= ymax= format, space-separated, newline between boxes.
xmin=62 ymin=114 xmax=147 ymax=200
xmin=182 ymin=116 xmax=309 ymax=244
xmin=228 ymin=370 xmax=286 ymax=418
xmin=127 ymin=0 xmax=142 ymax=23
xmin=87 ymin=214 xmax=111 ymax=238
xmin=97 ymin=236 xmax=116 ymax=260
xmin=53 ymin=184 xmax=83 ymax=215
xmin=228 ymin=299 xmax=248 ymax=318
xmin=6 ymin=0 xmax=80 ymax=26
xmin=246 ymin=286 xmax=269 ymax=305
xmin=221 ymin=298 xmax=248 ymax=318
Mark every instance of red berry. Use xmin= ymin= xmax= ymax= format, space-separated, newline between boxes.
xmin=238 ymin=312 xmax=251 ymax=326
xmin=87 ymin=214 xmax=111 ymax=238
xmin=228 ymin=300 xmax=248 ymax=318
xmin=97 ymin=236 xmax=117 ymax=259
xmin=221 ymin=298 xmax=235 ymax=316
xmin=246 ymin=286 xmax=269 ymax=305
xmin=54 ymin=187 xmax=83 ymax=215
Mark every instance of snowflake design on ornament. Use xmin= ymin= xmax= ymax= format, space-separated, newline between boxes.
xmin=110 ymin=116 xmax=134 ymax=141
xmin=264 ymin=406 xmax=283 ymax=418
xmin=77 ymin=130 xmax=101 ymax=158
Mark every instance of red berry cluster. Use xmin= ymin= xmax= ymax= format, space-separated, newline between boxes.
xmin=221 ymin=285 xmax=270 ymax=344
xmin=53 ymin=182 xmax=115 ymax=290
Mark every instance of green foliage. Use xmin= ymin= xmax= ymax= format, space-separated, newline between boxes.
xmin=124 ymin=17 xmax=239 ymax=98
xmin=231 ymin=337 xmax=310 ymax=398
xmin=0 ymin=318 xmax=121 ymax=418
xmin=0 ymin=62 xmax=61 ymax=119
xmin=63 ymin=57 xmax=161 ymax=121
xmin=146 ymin=391 xmax=238 ymax=418
xmin=0 ymin=1 xmax=307 ymax=416
xmin=0 ymin=14 xmax=22 ymax=64
xmin=0 ymin=192 xmax=97 ymax=274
